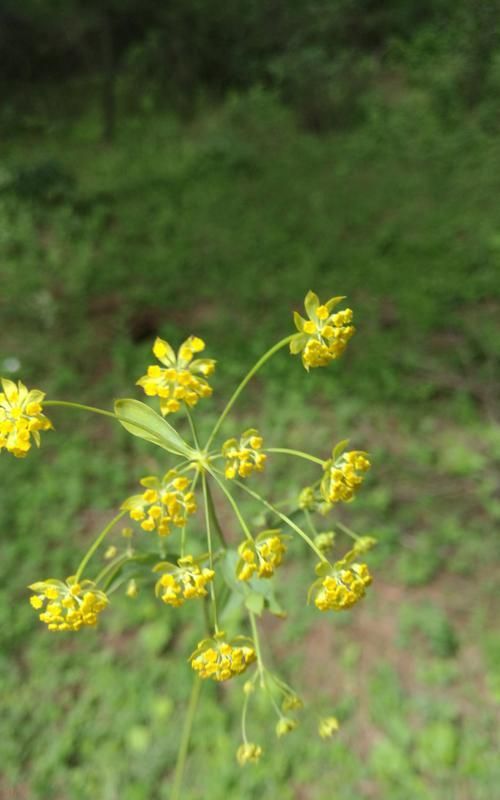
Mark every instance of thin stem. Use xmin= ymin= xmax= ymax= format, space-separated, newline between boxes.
xmin=265 ymin=447 xmax=325 ymax=466
xmin=249 ymin=611 xmax=265 ymax=687
xmin=304 ymin=509 xmax=318 ymax=537
xmin=336 ymin=521 xmax=362 ymax=542
xmin=209 ymin=470 xmax=253 ymax=542
xmin=201 ymin=471 xmax=219 ymax=633
xmin=205 ymin=334 xmax=295 ymax=449
xmin=204 ymin=476 xmax=228 ymax=548
xmin=185 ymin=406 xmax=201 ymax=449
xmin=45 ymin=400 xmax=188 ymax=456
xmin=94 ymin=552 xmax=131 ymax=586
xmin=181 ymin=469 xmax=200 ymax=557
xmin=44 ymin=400 xmax=116 ymax=419
xmin=171 ymin=676 xmax=202 ymax=800
xmin=241 ymin=687 xmax=251 ymax=745
xmin=75 ymin=509 xmax=128 ymax=582
xmin=216 ymin=470 xmax=328 ymax=563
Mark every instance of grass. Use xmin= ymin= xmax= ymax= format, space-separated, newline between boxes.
xmin=1 ymin=87 xmax=499 ymax=799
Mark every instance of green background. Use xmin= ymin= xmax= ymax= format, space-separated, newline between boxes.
xmin=1 ymin=3 xmax=500 ymax=798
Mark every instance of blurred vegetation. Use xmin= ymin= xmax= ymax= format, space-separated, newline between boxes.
xmin=1 ymin=3 xmax=500 ymax=799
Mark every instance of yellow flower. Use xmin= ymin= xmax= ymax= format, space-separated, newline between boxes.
xmin=0 ymin=379 xmax=53 ymax=457
xmin=222 ymin=428 xmax=266 ymax=479
xmin=122 ymin=469 xmax=196 ymax=536
xmin=236 ymin=742 xmax=262 ymax=766
xmin=153 ymin=555 xmax=215 ymax=607
xmin=190 ymin=634 xmax=256 ymax=681
xmin=318 ymin=716 xmax=340 ymax=738
xmin=321 ymin=450 xmax=371 ymax=505
xmin=28 ymin=577 xmax=108 ymax=631
xmin=126 ymin=579 xmax=139 ymax=598
xmin=136 ymin=336 xmax=215 ymax=416
xmin=290 ymin=291 xmax=355 ymax=370
xmin=312 ymin=561 xmax=371 ymax=612
xmin=351 ymin=536 xmax=377 ymax=555
xmin=237 ymin=530 xmax=287 ymax=581
xmin=276 ymin=717 xmax=298 ymax=738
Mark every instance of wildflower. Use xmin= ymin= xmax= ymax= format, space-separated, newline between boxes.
xmin=282 ymin=694 xmax=304 ymax=712
xmin=351 ymin=536 xmax=377 ymax=555
xmin=298 ymin=485 xmax=318 ymax=511
xmin=104 ymin=545 xmax=118 ymax=560
xmin=222 ymin=429 xmax=266 ymax=479
xmin=236 ymin=742 xmax=262 ymax=766
xmin=237 ymin=530 xmax=287 ymax=581
xmin=321 ymin=450 xmax=371 ymax=505
xmin=0 ymin=379 xmax=52 ymax=457
xmin=122 ymin=469 xmax=196 ymax=536
xmin=311 ymin=560 xmax=372 ymax=612
xmin=190 ymin=634 xmax=256 ymax=681
xmin=318 ymin=716 xmax=340 ymax=739
xmin=137 ymin=336 xmax=215 ymax=416
xmin=314 ymin=531 xmax=336 ymax=555
xmin=290 ymin=291 xmax=355 ymax=370
xmin=154 ymin=556 xmax=214 ymax=607
xmin=276 ymin=717 xmax=298 ymax=738
xmin=126 ymin=579 xmax=139 ymax=598
xmin=28 ymin=577 xmax=108 ymax=631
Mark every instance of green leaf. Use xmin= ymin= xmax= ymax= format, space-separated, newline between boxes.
xmin=289 ymin=333 xmax=308 ymax=354
xmin=114 ymin=399 xmax=192 ymax=456
xmin=332 ymin=439 xmax=350 ymax=461
xmin=245 ymin=592 xmax=265 ymax=616
xmin=304 ymin=290 xmax=319 ymax=317
xmin=325 ymin=296 xmax=346 ymax=311
xmin=293 ymin=311 xmax=306 ymax=332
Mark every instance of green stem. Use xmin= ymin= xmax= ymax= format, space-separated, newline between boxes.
xmin=45 ymin=400 xmax=188 ymax=456
xmin=336 ymin=521 xmax=362 ymax=542
xmin=94 ymin=552 xmax=131 ymax=586
xmin=75 ymin=509 xmax=128 ymax=582
xmin=249 ymin=611 xmax=265 ymax=687
xmin=204 ymin=476 xmax=228 ymax=547
xmin=201 ymin=472 xmax=220 ymax=633
xmin=185 ymin=406 xmax=201 ymax=449
xmin=209 ymin=470 xmax=253 ymax=542
xmin=44 ymin=400 xmax=116 ymax=419
xmin=265 ymin=447 xmax=325 ymax=466
xmin=218 ymin=471 xmax=328 ymax=562
xmin=171 ymin=676 xmax=202 ymax=800
xmin=205 ymin=334 xmax=295 ymax=449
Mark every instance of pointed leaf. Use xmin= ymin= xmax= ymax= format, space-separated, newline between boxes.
xmin=333 ymin=439 xmax=350 ymax=461
xmin=289 ymin=333 xmax=308 ymax=354
xmin=114 ymin=399 xmax=192 ymax=456
xmin=304 ymin=291 xmax=320 ymax=318
xmin=325 ymin=296 xmax=346 ymax=312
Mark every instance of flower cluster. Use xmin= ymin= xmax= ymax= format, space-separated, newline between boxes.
xmin=321 ymin=450 xmax=371 ymax=505
xmin=29 ymin=577 xmax=108 ymax=631
xmin=236 ymin=743 xmax=262 ymax=766
xmin=190 ymin=636 xmax=256 ymax=681
xmin=17 ymin=289 xmax=376 ymax=780
xmin=312 ymin=561 xmax=372 ymax=611
xmin=237 ymin=531 xmax=287 ymax=581
xmin=137 ymin=336 xmax=215 ymax=415
xmin=154 ymin=556 xmax=214 ymax=607
xmin=290 ymin=291 xmax=355 ymax=370
xmin=0 ymin=379 xmax=52 ymax=458
xmin=222 ymin=429 xmax=266 ymax=479
xmin=122 ymin=470 xmax=196 ymax=535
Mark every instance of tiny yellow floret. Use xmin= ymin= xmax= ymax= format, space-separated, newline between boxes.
xmin=122 ymin=469 xmax=196 ymax=536
xmin=190 ymin=635 xmax=256 ymax=681
xmin=137 ymin=336 xmax=215 ymax=416
xmin=28 ymin=577 xmax=108 ymax=631
xmin=0 ymin=379 xmax=52 ymax=457
xmin=154 ymin=556 xmax=214 ymax=607
xmin=318 ymin=716 xmax=340 ymax=738
xmin=313 ymin=561 xmax=372 ymax=611
xmin=222 ymin=428 xmax=267 ymax=480
xmin=237 ymin=530 xmax=287 ymax=581
xmin=236 ymin=742 xmax=262 ymax=766
xmin=290 ymin=291 xmax=355 ymax=370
